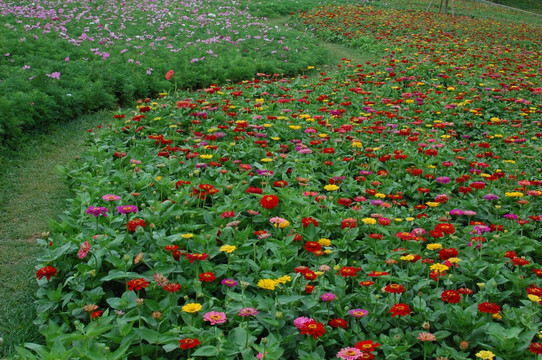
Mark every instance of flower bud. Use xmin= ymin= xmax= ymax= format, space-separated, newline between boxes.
xmin=459 ymin=341 xmax=469 ymax=351
xmin=422 ymin=321 xmax=430 ymax=330
xmin=152 ymin=311 xmax=162 ymax=320
xmin=136 ymin=298 xmax=144 ymax=306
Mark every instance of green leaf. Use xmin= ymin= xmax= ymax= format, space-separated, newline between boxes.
xmin=192 ymin=345 xmax=219 ymax=356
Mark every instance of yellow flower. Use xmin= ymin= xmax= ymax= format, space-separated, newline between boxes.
xmin=289 ymin=125 xmax=301 ymax=130
xmin=492 ymin=313 xmax=502 ymax=320
xmin=182 ymin=303 xmax=202 ymax=313
xmin=426 ymin=202 xmax=440 ymax=208
xmin=261 ymin=158 xmax=273 ymax=162
xmin=352 ymin=141 xmax=363 ymax=148
xmin=395 ymin=218 xmax=403 ymax=222
xmin=278 ymin=220 xmax=290 ymax=228
xmin=257 ymin=279 xmax=277 ymax=290
xmin=324 ymin=184 xmax=339 ymax=191
xmin=318 ymin=238 xmax=332 ymax=246
xmin=318 ymin=133 xmax=328 ymax=138
xmin=181 ymin=233 xmax=194 ymax=239
xmin=505 ymin=192 xmax=523 ymax=197
xmin=448 ymin=257 xmax=462 ymax=264
xmin=220 ymin=245 xmax=236 ymax=253
xmin=430 ymin=263 xmax=449 ymax=273
xmin=400 ymin=255 xmax=415 ymax=261
xmin=200 ymin=154 xmax=213 ymax=159
xmin=308 ymin=66 xmax=314 ymax=69
xmin=528 ymin=294 xmax=541 ymax=302
xmin=539 ymin=330 xmax=542 ymax=339
xmin=271 ymin=137 xmax=280 ymax=141
xmin=362 ymin=218 xmax=377 ymax=225
xmin=375 ymin=193 xmax=386 ymax=199
xmin=324 ymin=249 xmax=332 ymax=255
xmin=405 ymin=217 xmax=415 ymax=222
xmin=426 ymin=243 xmax=443 ymax=250
xmin=276 ymin=275 xmax=292 ymax=284
xmin=475 ymin=350 xmax=496 ymax=360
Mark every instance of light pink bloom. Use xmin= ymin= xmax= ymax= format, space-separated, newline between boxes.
xmin=203 ymin=311 xmax=227 ymax=325
xmin=78 ymin=241 xmax=90 ymax=259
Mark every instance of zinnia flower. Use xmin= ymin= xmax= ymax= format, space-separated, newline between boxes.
xmin=179 ymin=338 xmax=200 ymax=350
xmin=182 ymin=303 xmax=202 ymax=313
xmin=475 ymin=350 xmax=496 ymax=359
xmin=127 ymin=278 xmax=149 ymax=291
xmin=417 ymin=332 xmax=436 ymax=341
xmin=349 ymin=309 xmax=369 ymax=318
xmin=299 ymin=320 xmax=325 ymax=339
xmin=203 ymin=311 xmax=227 ymax=325
xmin=389 ymin=303 xmax=411 ymax=317
xmin=239 ymin=307 xmax=258 ymax=317
xmin=336 ymin=347 xmax=363 ymax=360
xmin=260 ymin=194 xmax=279 ymax=209
xmin=36 ymin=266 xmax=57 ymax=280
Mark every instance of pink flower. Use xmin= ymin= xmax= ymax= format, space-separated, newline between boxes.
xmin=203 ymin=311 xmax=227 ymax=325
xmin=239 ymin=307 xmax=258 ymax=317
xmin=336 ymin=347 xmax=363 ymax=360
xmin=294 ymin=316 xmax=312 ymax=329
xmin=417 ymin=332 xmax=437 ymax=341
xmin=166 ymin=70 xmax=174 ymax=80
xmin=50 ymin=72 xmax=61 ymax=79
xmin=78 ymin=241 xmax=90 ymax=259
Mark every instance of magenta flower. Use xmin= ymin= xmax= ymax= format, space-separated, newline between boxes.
xmin=239 ymin=307 xmax=258 ymax=317
xmin=203 ymin=311 xmax=227 ymax=325
xmin=320 ymin=293 xmax=336 ymax=302
xmin=348 ymin=309 xmax=369 ymax=318
xmin=78 ymin=241 xmax=90 ymax=259
xmin=85 ymin=206 xmax=108 ymax=217
xmin=50 ymin=72 xmax=61 ymax=79
xmin=221 ymin=278 xmax=238 ymax=288
xmin=117 ymin=205 xmax=138 ymax=214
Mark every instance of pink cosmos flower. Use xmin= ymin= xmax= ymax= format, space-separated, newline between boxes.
xmin=203 ymin=311 xmax=227 ymax=325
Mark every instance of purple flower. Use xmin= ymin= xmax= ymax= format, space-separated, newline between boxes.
xmin=436 ymin=176 xmax=450 ymax=184
xmin=483 ymin=194 xmax=499 ymax=201
xmin=221 ymin=278 xmax=238 ymax=288
xmin=450 ymin=209 xmax=464 ymax=216
xmin=117 ymin=205 xmax=138 ymax=214
xmin=86 ymin=206 xmax=109 ymax=217
xmin=320 ymin=293 xmax=336 ymax=302
xmin=504 ymin=213 xmax=518 ymax=220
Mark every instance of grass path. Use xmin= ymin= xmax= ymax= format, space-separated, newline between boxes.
xmin=0 ymin=16 xmax=370 ymax=357
xmin=0 ymin=112 xmax=110 ymax=356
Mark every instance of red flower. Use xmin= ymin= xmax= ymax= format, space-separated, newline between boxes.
xmin=36 ymin=266 xmax=57 ymax=281
xmin=305 ymin=284 xmax=315 ymax=293
xmin=339 ymin=266 xmax=362 ymax=277
xmin=220 ymin=211 xmax=235 ymax=218
xmin=186 ymin=253 xmax=209 ymax=263
xmin=435 ymin=223 xmax=455 ymax=235
xmin=199 ymin=272 xmax=216 ymax=282
xmin=529 ymin=342 xmax=542 ymax=354
xmin=341 ymin=218 xmax=357 ymax=229
xmin=368 ymin=271 xmax=389 ymax=277
xmin=91 ymin=310 xmax=102 ymax=319
xmin=337 ymin=198 xmax=353 ymax=206
xmin=439 ymin=248 xmax=458 ymax=260
xmin=260 ymin=194 xmax=279 ymax=209
xmin=246 ymin=186 xmax=263 ymax=194
xmin=304 ymin=241 xmax=322 ymax=253
xmin=355 ymin=339 xmax=380 ymax=352
xmin=384 ymin=284 xmax=405 ymax=294
xmin=533 ymin=269 xmax=542 ymax=277
xmin=329 ymin=318 xmax=348 ymax=329
xmin=179 ymin=338 xmax=201 ymax=350
xmin=478 ymin=302 xmax=501 ymax=314
xmin=302 ymin=270 xmax=318 ymax=281
xmin=164 ymin=244 xmax=179 ymax=251
xmin=128 ymin=278 xmax=149 ymax=291
xmin=441 ymin=290 xmax=461 ymax=304
xmin=127 ymin=219 xmax=146 ymax=232
xmin=389 ymin=303 xmax=411 ymax=317
xmin=164 ymin=283 xmax=182 ymax=293
xmin=301 ymin=216 xmax=319 ymax=228
xmin=360 ymin=280 xmax=375 ymax=287
xmin=299 ymin=320 xmax=326 ymax=339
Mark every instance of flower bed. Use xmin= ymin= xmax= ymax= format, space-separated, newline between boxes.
xmin=27 ymin=4 xmax=542 ymax=360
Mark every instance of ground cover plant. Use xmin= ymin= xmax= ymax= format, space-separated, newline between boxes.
xmin=0 ymin=0 xmax=330 ymax=147
xmin=19 ymin=1 xmax=542 ymax=360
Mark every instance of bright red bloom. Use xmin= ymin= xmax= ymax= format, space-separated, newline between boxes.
xmin=164 ymin=283 xmax=182 ymax=293
xmin=533 ymin=269 xmax=542 ymax=277
xmin=128 ymin=278 xmax=149 ymax=291
xmin=478 ymin=302 xmax=501 ymax=314
xmin=91 ymin=310 xmax=102 ymax=319
xmin=179 ymin=338 xmax=201 ymax=350
xmin=305 ymin=284 xmax=315 ymax=293
xmin=186 ymin=253 xmax=209 ymax=263
xmin=301 ymin=216 xmax=319 ymax=228
xmin=439 ymin=248 xmax=458 ymax=261
xmin=357 ymin=353 xmax=375 ymax=360
xmin=246 ymin=186 xmax=263 ymax=194
xmin=164 ymin=244 xmax=179 ymax=251
xmin=260 ymin=194 xmax=279 ymax=209
xmin=359 ymin=280 xmax=375 ymax=287
xmin=389 ymin=303 xmax=411 ymax=317
xmin=341 ymin=218 xmax=357 ymax=229
xmin=435 ymin=223 xmax=455 ymax=235
xmin=220 ymin=211 xmax=235 ymax=218
xmin=339 ymin=266 xmax=362 ymax=277
xmin=529 ymin=342 xmax=542 ymax=354
xmin=299 ymin=320 xmax=326 ymax=339
xmin=355 ymin=339 xmax=380 ymax=352
xmin=36 ymin=266 xmax=57 ymax=281
xmin=127 ymin=219 xmax=146 ymax=232
xmin=304 ymin=242 xmax=322 ymax=253
xmin=199 ymin=272 xmax=216 ymax=282
xmin=302 ymin=270 xmax=318 ymax=280
xmin=329 ymin=318 xmax=348 ymax=329
xmin=384 ymin=284 xmax=405 ymax=294
xmin=441 ymin=290 xmax=461 ymax=304
xmin=368 ymin=271 xmax=389 ymax=277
